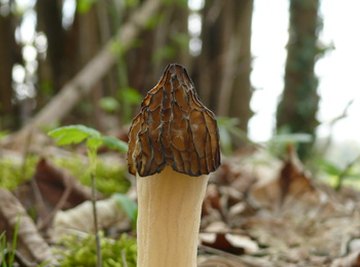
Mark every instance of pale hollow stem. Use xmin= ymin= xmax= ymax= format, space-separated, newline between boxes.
xmin=136 ymin=166 xmax=209 ymax=267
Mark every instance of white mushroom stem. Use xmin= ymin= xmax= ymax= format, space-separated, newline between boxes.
xmin=136 ymin=166 xmax=209 ymax=267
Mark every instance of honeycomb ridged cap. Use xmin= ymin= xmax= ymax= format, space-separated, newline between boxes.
xmin=128 ymin=63 xmax=220 ymax=177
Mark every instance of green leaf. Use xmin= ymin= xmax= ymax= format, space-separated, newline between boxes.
xmin=86 ymin=136 xmax=103 ymax=152
xmin=269 ymin=133 xmax=313 ymax=144
xmin=171 ymin=32 xmax=190 ymax=49
xmin=9 ymin=217 xmax=20 ymax=266
xmin=113 ymin=194 xmax=138 ymax=225
xmin=124 ymin=0 xmax=139 ymax=8
xmin=145 ymin=13 xmax=164 ymax=29
xmin=153 ymin=45 xmax=176 ymax=63
xmin=344 ymin=173 xmax=360 ymax=180
xmin=219 ymin=126 xmax=232 ymax=155
xmin=110 ymin=41 xmax=125 ymax=57
xmin=99 ymin=97 xmax=120 ymax=112
xmin=318 ymin=159 xmax=342 ymax=176
xmin=102 ymin=136 xmax=128 ymax=153
xmin=48 ymin=125 xmax=101 ymax=146
xmin=0 ymin=130 xmax=9 ymax=141
xmin=118 ymin=87 xmax=142 ymax=105
xmin=56 ymin=233 xmax=136 ymax=267
xmin=217 ymin=116 xmax=255 ymax=154
xmin=77 ymin=0 xmax=97 ymax=13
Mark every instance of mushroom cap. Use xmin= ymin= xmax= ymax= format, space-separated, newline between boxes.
xmin=128 ymin=63 xmax=220 ymax=177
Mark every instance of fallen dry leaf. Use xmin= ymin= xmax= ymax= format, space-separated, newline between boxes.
xmin=0 ymin=188 xmax=56 ymax=265
xmin=198 ymin=255 xmax=246 ymax=267
xmin=52 ymin=196 xmax=129 ymax=241
xmin=33 ymin=158 xmax=95 ymax=209
xmin=331 ymin=251 xmax=360 ymax=267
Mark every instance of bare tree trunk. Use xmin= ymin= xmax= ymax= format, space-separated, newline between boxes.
xmin=196 ymin=0 xmax=226 ymax=111
xmin=127 ymin=2 xmax=189 ymax=95
xmin=77 ymin=6 xmax=104 ymax=129
xmin=96 ymin=0 xmax=119 ymax=97
xmin=0 ymin=14 xmax=14 ymax=124
xmin=36 ymin=0 xmax=65 ymax=91
xmin=229 ymin=0 xmax=253 ymax=132
xmin=196 ymin=0 xmax=253 ymax=132
xmin=0 ymin=10 xmax=20 ymax=129
xmin=36 ymin=0 xmax=81 ymax=108
xmin=276 ymin=0 xmax=320 ymax=158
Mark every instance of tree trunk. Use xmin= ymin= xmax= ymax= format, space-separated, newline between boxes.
xmin=36 ymin=0 xmax=65 ymax=91
xmin=195 ymin=0 xmax=223 ymax=110
xmin=276 ymin=0 xmax=320 ymax=158
xmin=127 ymin=2 xmax=189 ymax=95
xmin=195 ymin=0 xmax=253 ymax=132
xmin=0 ymin=11 xmax=20 ymax=129
xmin=229 ymin=0 xmax=253 ymax=132
xmin=77 ymin=6 xmax=104 ymax=128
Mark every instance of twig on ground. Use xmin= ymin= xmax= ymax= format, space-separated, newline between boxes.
xmin=198 ymin=245 xmax=271 ymax=267
xmin=37 ymin=180 xmax=72 ymax=230
xmin=320 ymin=100 xmax=353 ymax=155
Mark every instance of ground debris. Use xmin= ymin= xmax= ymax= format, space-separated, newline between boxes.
xmin=1 ymin=145 xmax=360 ymax=266
xmin=201 ymin=148 xmax=360 ymax=266
xmin=0 ymin=188 xmax=56 ymax=266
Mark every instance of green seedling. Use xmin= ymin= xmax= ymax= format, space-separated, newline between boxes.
xmin=113 ymin=193 xmax=138 ymax=230
xmin=0 ymin=217 xmax=20 ymax=267
xmin=318 ymin=156 xmax=360 ymax=190
xmin=57 ymin=233 xmax=136 ymax=267
xmin=48 ymin=124 xmax=128 ymax=267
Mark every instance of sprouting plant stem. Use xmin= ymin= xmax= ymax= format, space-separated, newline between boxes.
xmin=0 ymin=232 xmax=6 ymax=267
xmin=8 ymin=217 xmax=20 ymax=267
xmin=335 ymin=154 xmax=360 ymax=191
xmin=91 ymin=173 xmax=102 ymax=267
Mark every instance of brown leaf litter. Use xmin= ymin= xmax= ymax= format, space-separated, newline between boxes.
xmin=200 ymin=146 xmax=360 ymax=266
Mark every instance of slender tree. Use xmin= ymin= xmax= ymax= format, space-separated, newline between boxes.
xmin=195 ymin=0 xmax=254 ymax=132
xmin=0 ymin=8 xmax=21 ymax=129
xmin=228 ymin=0 xmax=253 ymax=131
xmin=276 ymin=0 xmax=321 ymax=158
xmin=127 ymin=0 xmax=189 ymax=94
xmin=36 ymin=0 xmax=66 ymax=91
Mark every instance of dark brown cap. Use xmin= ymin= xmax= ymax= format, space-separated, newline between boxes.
xmin=128 ymin=63 xmax=220 ymax=177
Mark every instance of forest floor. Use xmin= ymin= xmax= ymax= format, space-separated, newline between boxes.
xmin=1 ymin=132 xmax=360 ymax=267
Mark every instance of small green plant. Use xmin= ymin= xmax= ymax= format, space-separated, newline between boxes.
xmin=118 ymin=87 xmax=142 ymax=123
xmin=217 ymin=117 xmax=256 ymax=155
xmin=152 ymin=33 xmax=189 ymax=64
xmin=113 ymin=193 xmax=138 ymax=230
xmin=48 ymin=125 xmax=127 ymax=166
xmin=267 ymin=133 xmax=312 ymax=159
xmin=0 ymin=218 xmax=20 ymax=267
xmin=99 ymin=88 xmax=142 ymax=124
xmin=0 ymin=130 xmax=9 ymax=141
xmin=77 ymin=0 xmax=97 ymax=13
xmin=99 ymin=97 xmax=120 ymax=113
xmin=0 ymin=156 xmax=38 ymax=190
xmin=57 ymin=233 xmax=137 ymax=267
xmin=54 ymin=157 xmax=130 ymax=196
xmin=317 ymin=156 xmax=360 ymax=190
xmin=48 ymin=124 xmax=128 ymax=267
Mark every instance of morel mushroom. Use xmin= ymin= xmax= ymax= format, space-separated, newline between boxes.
xmin=128 ymin=63 xmax=220 ymax=267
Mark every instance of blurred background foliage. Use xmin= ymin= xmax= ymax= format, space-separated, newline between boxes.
xmin=1 ymin=1 xmax=360 ymax=265
xmin=0 ymin=0 xmax=358 ymax=171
